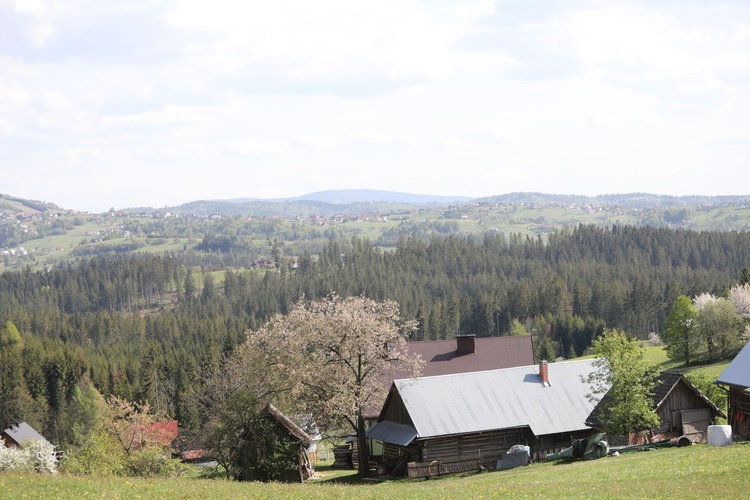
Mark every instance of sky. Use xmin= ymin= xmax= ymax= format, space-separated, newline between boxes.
xmin=2 ymin=0 xmax=750 ymax=212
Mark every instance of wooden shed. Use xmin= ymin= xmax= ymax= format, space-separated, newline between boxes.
xmin=367 ymin=359 xmax=605 ymax=476
xmin=715 ymin=341 xmax=750 ymax=439
xmin=586 ymin=371 xmax=724 ymax=445
xmin=235 ymin=404 xmax=314 ymax=483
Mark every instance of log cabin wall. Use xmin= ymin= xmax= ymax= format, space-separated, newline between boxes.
xmin=729 ymin=386 xmax=750 ymax=438
xmin=419 ymin=428 xmax=531 ymax=463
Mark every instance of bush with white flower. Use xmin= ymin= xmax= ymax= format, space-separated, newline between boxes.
xmin=0 ymin=439 xmax=57 ymax=474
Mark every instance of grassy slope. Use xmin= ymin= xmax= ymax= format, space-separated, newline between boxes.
xmin=3 ymin=444 xmax=749 ymax=499
xmin=643 ymin=345 xmax=730 ymax=380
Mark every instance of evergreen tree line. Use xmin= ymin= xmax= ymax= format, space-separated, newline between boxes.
xmin=1 ymin=224 xmax=750 ymax=447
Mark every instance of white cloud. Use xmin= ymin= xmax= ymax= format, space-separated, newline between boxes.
xmin=0 ymin=119 xmax=16 ymax=134
xmin=168 ymin=0 xmax=474 ymax=84
xmin=227 ymin=137 xmax=283 ymax=157
xmin=296 ymin=132 xmax=339 ymax=150
xmin=451 ymin=0 xmax=495 ymax=21
xmin=103 ymin=105 xmax=199 ymax=128
xmin=1 ymin=1 xmax=749 ymax=211
xmin=0 ymin=81 xmax=33 ymax=109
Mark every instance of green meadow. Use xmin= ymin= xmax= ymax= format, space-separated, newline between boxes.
xmin=2 ymin=443 xmax=748 ymax=499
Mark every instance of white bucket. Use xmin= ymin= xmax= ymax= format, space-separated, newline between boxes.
xmin=707 ymin=425 xmax=732 ymax=446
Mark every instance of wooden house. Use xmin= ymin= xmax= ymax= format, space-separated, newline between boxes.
xmin=1 ymin=422 xmax=50 ymax=449
xmin=586 ymin=372 xmax=724 ymax=445
xmin=366 ymin=359 xmax=604 ymax=475
xmin=364 ymin=334 xmax=535 ymax=464
xmin=715 ymin=341 xmax=750 ymax=439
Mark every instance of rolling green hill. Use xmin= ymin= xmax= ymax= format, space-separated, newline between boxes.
xmin=3 ymin=191 xmax=750 ymax=273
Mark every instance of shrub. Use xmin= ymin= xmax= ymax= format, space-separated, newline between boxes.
xmin=0 ymin=439 xmax=57 ymax=474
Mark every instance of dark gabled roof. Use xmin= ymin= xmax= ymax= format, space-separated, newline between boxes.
xmin=586 ymin=371 xmax=724 ymax=429
xmin=651 ymin=371 xmax=683 ymax=408
xmin=401 ymin=335 xmax=535 ymax=378
xmin=716 ymin=341 xmax=750 ymax=388
xmin=2 ymin=422 xmax=50 ymax=447
xmin=264 ymin=404 xmax=312 ymax=448
xmin=366 ymin=335 xmax=535 ymax=419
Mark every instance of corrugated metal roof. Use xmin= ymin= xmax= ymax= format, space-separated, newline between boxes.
xmin=393 ymin=359 xmax=603 ymax=439
xmin=366 ymin=421 xmax=418 ymax=446
xmin=716 ymin=341 xmax=750 ymax=388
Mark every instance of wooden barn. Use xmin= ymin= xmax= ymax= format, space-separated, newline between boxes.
xmin=716 ymin=341 xmax=750 ymax=439
xmin=366 ymin=359 xmax=605 ymax=475
xmin=586 ymin=371 xmax=724 ymax=445
xmin=235 ymin=404 xmax=314 ymax=483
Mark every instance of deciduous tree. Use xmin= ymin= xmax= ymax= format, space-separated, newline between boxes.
xmin=242 ymin=294 xmax=422 ymax=477
xmin=695 ymin=298 xmax=745 ymax=363
xmin=663 ymin=295 xmax=699 ymax=366
xmin=728 ymin=283 xmax=750 ymax=320
xmin=584 ymin=329 xmax=659 ymax=436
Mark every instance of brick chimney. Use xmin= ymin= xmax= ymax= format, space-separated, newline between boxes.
xmin=539 ymin=360 xmax=550 ymax=386
xmin=456 ymin=334 xmax=476 ymax=355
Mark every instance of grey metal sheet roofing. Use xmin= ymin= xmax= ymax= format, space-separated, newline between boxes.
xmin=2 ymin=422 xmax=49 ymax=447
xmin=366 ymin=421 xmax=418 ymax=446
xmin=716 ymin=341 xmax=750 ymax=388
xmin=393 ymin=359 xmax=603 ymax=439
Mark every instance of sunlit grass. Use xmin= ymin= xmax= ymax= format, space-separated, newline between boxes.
xmin=2 ymin=443 xmax=748 ymax=499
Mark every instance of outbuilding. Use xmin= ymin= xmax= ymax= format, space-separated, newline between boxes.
xmin=235 ymin=404 xmax=314 ymax=483
xmin=715 ymin=341 xmax=750 ymax=439
xmin=586 ymin=371 xmax=724 ymax=445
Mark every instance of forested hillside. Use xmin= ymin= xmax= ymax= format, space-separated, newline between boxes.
xmin=1 ymin=224 xmax=749 ymax=447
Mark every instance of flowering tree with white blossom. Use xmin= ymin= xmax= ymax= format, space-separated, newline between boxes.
xmin=242 ymin=294 xmax=422 ymax=477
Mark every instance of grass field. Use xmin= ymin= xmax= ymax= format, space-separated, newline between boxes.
xmin=641 ymin=345 xmax=730 ymax=380
xmin=2 ymin=443 xmax=748 ymax=499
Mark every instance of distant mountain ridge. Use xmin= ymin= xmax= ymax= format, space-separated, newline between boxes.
xmin=475 ymin=192 xmax=750 ymax=208
xmin=222 ymin=189 xmax=474 ymax=205
xmin=4 ymin=191 xmax=750 ymax=216
xmin=119 ymin=191 xmax=750 ymax=218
